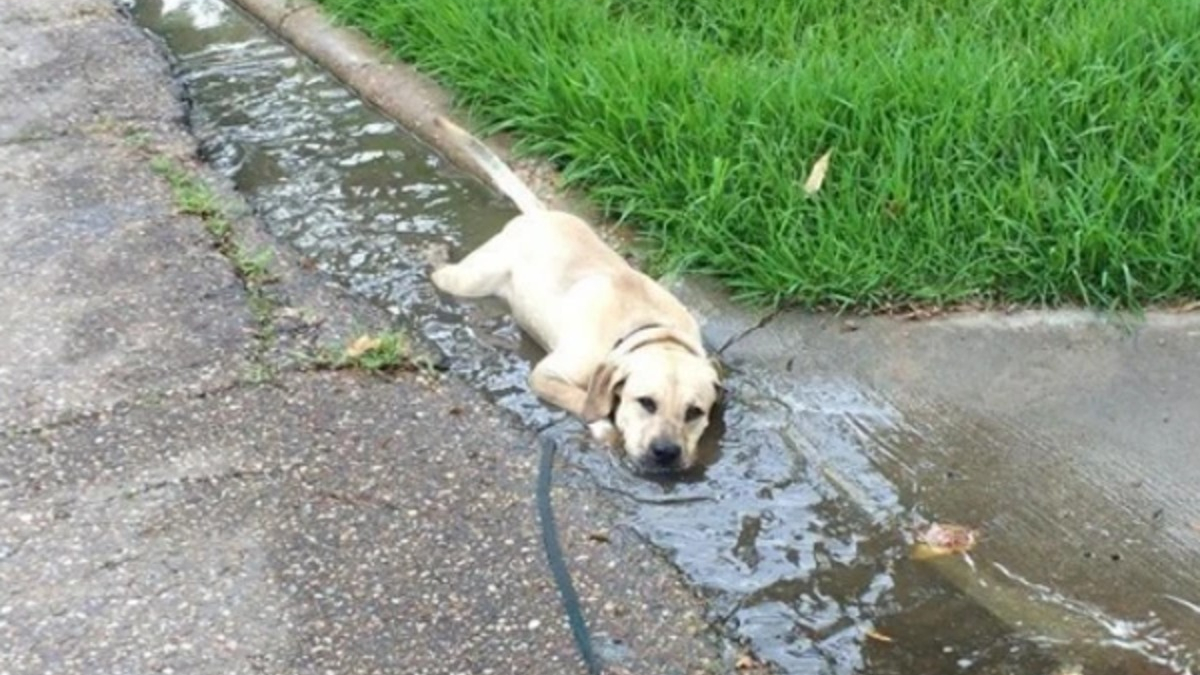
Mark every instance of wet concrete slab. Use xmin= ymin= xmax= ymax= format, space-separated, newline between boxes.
xmin=0 ymin=1 xmax=183 ymax=141
xmin=0 ymin=135 xmax=252 ymax=428
xmin=716 ymin=308 xmax=1200 ymax=669
xmin=0 ymin=0 xmax=251 ymax=429
xmin=1 ymin=373 xmax=721 ymax=675
xmin=0 ymin=0 xmax=116 ymax=24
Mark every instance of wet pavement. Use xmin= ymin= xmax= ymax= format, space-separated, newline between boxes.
xmin=0 ymin=1 xmax=722 ymax=672
xmin=125 ymin=0 xmax=1200 ymax=673
xmin=2 ymin=373 xmax=722 ymax=674
xmin=3 ymin=0 xmax=1199 ymax=672
xmin=712 ymin=304 xmax=1200 ymax=672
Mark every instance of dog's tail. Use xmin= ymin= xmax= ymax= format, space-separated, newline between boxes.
xmin=433 ymin=116 xmax=546 ymax=214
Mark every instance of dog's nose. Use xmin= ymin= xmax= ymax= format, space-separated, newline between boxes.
xmin=650 ymin=440 xmax=682 ymax=467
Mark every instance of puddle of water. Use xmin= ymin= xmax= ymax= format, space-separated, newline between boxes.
xmin=129 ymin=1 xmax=1197 ymax=673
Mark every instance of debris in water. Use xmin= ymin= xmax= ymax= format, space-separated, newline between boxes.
xmin=912 ymin=522 xmax=978 ymax=559
xmin=735 ymin=652 xmax=766 ymax=671
xmin=865 ymin=628 xmax=894 ymax=643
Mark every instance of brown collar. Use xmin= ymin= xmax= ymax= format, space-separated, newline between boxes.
xmin=613 ymin=323 xmax=663 ymax=349
xmin=609 ymin=323 xmax=704 ymax=360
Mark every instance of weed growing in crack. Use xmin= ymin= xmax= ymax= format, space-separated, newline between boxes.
xmin=150 ymin=154 xmax=280 ymax=382
xmin=312 ymin=331 xmax=435 ymax=375
xmin=149 ymin=156 xmax=441 ymax=383
xmin=234 ymin=247 xmax=276 ymax=285
xmin=120 ymin=123 xmax=154 ymax=152
xmin=151 ymin=156 xmax=222 ymax=219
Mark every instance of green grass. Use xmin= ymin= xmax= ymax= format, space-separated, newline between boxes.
xmin=315 ymin=0 xmax=1200 ymax=310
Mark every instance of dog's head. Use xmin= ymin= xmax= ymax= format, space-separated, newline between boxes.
xmin=582 ymin=328 xmax=722 ymax=473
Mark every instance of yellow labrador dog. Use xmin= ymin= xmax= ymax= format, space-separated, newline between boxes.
xmin=430 ymin=117 xmax=721 ymax=473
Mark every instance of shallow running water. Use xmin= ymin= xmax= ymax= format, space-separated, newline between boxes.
xmin=129 ymin=1 xmax=1198 ymax=672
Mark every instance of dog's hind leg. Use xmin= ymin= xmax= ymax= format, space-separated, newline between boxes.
xmin=430 ymin=231 xmax=514 ymax=298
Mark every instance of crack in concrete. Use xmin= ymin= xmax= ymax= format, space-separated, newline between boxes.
xmin=1 ymin=113 xmax=179 ymax=147
xmin=100 ymin=464 xmax=297 ymax=507
xmin=714 ymin=304 xmax=786 ymax=357
xmin=308 ymin=487 xmax=404 ymax=514
xmin=2 ymin=409 xmax=109 ymax=440
xmin=275 ymin=3 xmax=307 ymax=29
xmin=1 ymin=382 xmax=236 ymax=439
xmin=0 ymin=132 xmax=70 ymax=146
xmin=0 ymin=354 xmax=402 ymax=441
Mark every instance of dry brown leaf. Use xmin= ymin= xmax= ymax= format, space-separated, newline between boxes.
xmin=802 ymin=149 xmax=833 ymax=196
xmin=912 ymin=522 xmax=978 ymax=560
xmin=866 ymin=628 xmax=894 ymax=643
xmin=345 ymin=335 xmax=382 ymax=359
xmin=1171 ymin=300 xmax=1200 ymax=313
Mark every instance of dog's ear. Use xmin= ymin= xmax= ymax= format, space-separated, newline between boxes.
xmin=581 ymin=361 xmax=624 ymax=422
xmin=707 ymin=356 xmax=725 ymax=381
xmin=706 ymin=357 xmax=726 ymax=403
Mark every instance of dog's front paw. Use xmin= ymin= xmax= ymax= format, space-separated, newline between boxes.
xmin=587 ymin=419 xmax=619 ymax=445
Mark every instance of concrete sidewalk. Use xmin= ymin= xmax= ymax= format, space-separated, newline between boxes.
xmin=0 ymin=1 xmax=723 ymax=673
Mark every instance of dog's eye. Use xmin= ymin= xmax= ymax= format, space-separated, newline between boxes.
xmin=685 ymin=405 xmax=705 ymax=422
xmin=637 ymin=397 xmax=657 ymax=414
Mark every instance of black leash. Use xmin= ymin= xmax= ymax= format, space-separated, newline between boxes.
xmin=536 ymin=436 xmax=602 ymax=675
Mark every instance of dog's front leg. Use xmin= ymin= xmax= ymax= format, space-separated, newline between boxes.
xmin=529 ymin=359 xmax=589 ymax=417
xmin=529 ymin=358 xmax=620 ymax=444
